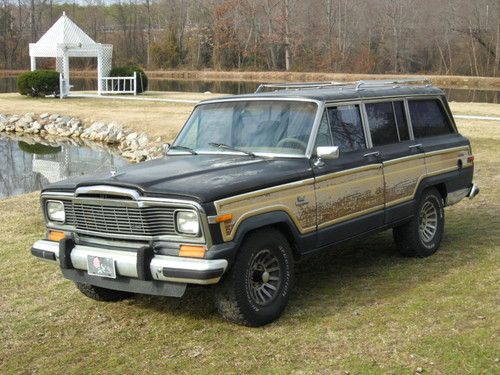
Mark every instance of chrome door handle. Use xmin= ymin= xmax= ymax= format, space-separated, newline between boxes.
xmin=363 ymin=151 xmax=380 ymax=158
xmin=409 ymin=144 xmax=423 ymax=150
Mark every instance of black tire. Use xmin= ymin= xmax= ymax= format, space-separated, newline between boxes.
xmin=393 ymin=188 xmax=445 ymax=257
xmin=214 ymin=228 xmax=294 ymax=327
xmin=75 ymin=282 xmax=133 ymax=302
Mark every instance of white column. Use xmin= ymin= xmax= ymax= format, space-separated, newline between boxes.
xmin=97 ymin=49 xmax=103 ymax=95
xmin=30 ymin=56 xmax=36 ymax=71
xmin=63 ymin=52 xmax=70 ymax=96
xmin=133 ymin=71 xmax=137 ymax=95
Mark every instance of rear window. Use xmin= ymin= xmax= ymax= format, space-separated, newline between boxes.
xmin=327 ymin=105 xmax=366 ymax=153
xmin=408 ymin=99 xmax=454 ymax=138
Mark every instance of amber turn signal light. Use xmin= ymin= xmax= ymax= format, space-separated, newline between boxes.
xmin=214 ymin=214 xmax=233 ymax=223
xmin=179 ymin=245 xmax=206 ymax=258
xmin=48 ymin=230 xmax=65 ymax=242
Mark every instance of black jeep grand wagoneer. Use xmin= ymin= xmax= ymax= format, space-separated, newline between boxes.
xmin=32 ymin=79 xmax=479 ymax=326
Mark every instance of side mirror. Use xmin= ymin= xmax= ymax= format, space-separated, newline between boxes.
xmin=316 ymin=146 xmax=339 ymax=160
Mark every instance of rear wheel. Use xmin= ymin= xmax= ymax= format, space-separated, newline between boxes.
xmin=393 ymin=188 xmax=445 ymax=257
xmin=75 ymin=282 xmax=133 ymax=302
xmin=214 ymin=228 xmax=294 ymax=327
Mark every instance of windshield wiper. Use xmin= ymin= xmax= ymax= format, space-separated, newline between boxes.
xmin=208 ymin=143 xmax=256 ymax=158
xmin=169 ymin=145 xmax=198 ymax=155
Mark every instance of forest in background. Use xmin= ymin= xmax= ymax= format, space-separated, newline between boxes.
xmin=0 ymin=0 xmax=499 ymax=76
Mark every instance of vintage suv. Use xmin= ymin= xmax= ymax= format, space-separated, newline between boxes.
xmin=32 ymin=79 xmax=479 ymax=326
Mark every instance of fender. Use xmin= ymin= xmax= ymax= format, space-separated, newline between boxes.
xmin=205 ymin=210 xmax=316 ymax=263
xmin=415 ymin=166 xmax=474 ymax=203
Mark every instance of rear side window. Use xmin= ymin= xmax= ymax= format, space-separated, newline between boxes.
xmin=409 ymin=99 xmax=454 ymax=138
xmin=366 ymin=102 xmax=399 ymax=146
xmin=327 ymin=105 xmax=366 ymax=153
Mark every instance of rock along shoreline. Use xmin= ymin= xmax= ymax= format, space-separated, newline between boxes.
xmin=0 ymin=112 xmax=165 ymax=162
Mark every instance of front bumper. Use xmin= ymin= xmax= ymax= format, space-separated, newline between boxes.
xmin=32 ymin=239 xmax=228 ymax=292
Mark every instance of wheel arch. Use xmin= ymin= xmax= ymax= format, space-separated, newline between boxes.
xmin=231 ymin=210 xmax=307 ymax=261
xmin=414 ymin=171 xmax=457 ymax=203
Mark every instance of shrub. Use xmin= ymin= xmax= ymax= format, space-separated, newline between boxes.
xmin=18 ymin=141 xmax=61 ymax=155
xmin=109 ymin=66 xmax=148 ymax=94
xmin=17 ymin=70 xmax=60 ymax=97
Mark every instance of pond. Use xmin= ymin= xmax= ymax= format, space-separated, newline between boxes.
xmin=0 ymin=135 xmax=129 ymax=199
xmin=0 ymin=76 xmax=498 ymax=103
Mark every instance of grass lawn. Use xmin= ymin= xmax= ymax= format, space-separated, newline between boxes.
xmin=0 ymin=98 xmax=499 ymax=374
xmin=0 ymin=92 xmax=222 ymax=141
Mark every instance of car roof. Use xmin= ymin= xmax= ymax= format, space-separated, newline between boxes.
xmin=199 ymin=84 xmax=445 ymax=104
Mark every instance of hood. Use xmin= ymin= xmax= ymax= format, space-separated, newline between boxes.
xmin=43 ymin=154 xmax=313 ymax=203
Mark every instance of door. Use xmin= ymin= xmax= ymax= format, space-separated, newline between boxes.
xmin=364 ymin=100 xmax=426 ymax=224
xmin=312 ymin=103 xmax=385 ymax=247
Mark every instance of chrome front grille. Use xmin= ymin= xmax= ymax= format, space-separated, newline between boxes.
xmin=62 ymin=200 xmax=176 ymax=237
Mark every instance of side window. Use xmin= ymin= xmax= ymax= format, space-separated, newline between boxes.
xmin=327 ymin=105 xmax=366 ymax=153
xmin=366 ymin=102 xmax=399 ymax=146
xmin=409 ymin=99 xmax=454 ymax=138
xmin=394 ymin=101 xmax=410 ymax=141
xmin=314 ymin=111 xmax=333 ymax=147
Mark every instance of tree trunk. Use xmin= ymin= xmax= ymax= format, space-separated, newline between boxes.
xmin=265 ymin=0 xmax=277 ymax=70
xmin=30 ymin=0 xmax=36 ymax=42
xmin=495 ymin=19 xmax=499 ymax=76
xmin=283 ymin=0 xmax=291 ymax=71
xmin=145 ymin=0 xmax=152 ymax=67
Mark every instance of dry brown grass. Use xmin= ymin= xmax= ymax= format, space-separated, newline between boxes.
xmin=0 ymin=92 xmax=222 ymax=140
xmin=0 ymin=119 xmax=498 ymax=374
xmin=2 ymin=69 xmax=499 ymax=89
xmin=450 ymin=102 xmax=500 ymax=117
xmin=144 ymin=70 xmax=500 ymax=89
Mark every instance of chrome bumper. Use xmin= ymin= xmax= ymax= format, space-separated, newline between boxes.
xmin=31 ymin=240 xmax=228 ymax=285
xmin=445 ymin=183 xmax=479 ymax=206
xmin=467 ymin=183 xmax=480 ymax=199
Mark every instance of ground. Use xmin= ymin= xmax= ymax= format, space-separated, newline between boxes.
xmin=0 ymin=94 xmax=498 ymax=374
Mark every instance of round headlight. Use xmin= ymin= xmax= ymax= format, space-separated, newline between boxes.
xmin=176 ymin=210 xmax=200 ymax=235
xmin=46 ymin=200 xmax=65 ymax=223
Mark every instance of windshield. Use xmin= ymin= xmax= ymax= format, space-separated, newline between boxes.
xmin=172 ymin=100 xmax=318 ymax=156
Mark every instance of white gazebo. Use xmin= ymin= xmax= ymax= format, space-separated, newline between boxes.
xmin=29 ymin=12 xmax=113 ymax=97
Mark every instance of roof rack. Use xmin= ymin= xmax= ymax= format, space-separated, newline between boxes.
xmin=255 ymin=81 xmax=345 ymax=93
xmin=354 ymin=77 xmax=431 ymax=90
xmin=254 ymin=77 xmax=431 ymax=93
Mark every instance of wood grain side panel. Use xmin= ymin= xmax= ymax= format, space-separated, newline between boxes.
xmin=214 ymin=180 xmax=316 ymax=242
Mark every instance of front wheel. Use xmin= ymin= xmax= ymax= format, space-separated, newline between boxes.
xmin=214 ymin=228 xmax=294 ymax=327
xmin=393 ymin=188 xmax=445 ymax=257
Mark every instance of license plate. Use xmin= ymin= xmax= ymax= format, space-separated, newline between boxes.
xmin=87 ymin=255 xmax=116 ymax=279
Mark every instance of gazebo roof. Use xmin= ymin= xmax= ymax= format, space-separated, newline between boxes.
xmin=29 ymin=12 xmax=110 ymax=58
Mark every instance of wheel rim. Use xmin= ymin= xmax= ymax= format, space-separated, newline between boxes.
xmin=247 ymin=249 xmax=282 ymax=306
xmin=419 ymin=200 xmax=438 ymax=243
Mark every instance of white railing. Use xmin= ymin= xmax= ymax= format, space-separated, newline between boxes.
xmin=100 ymin=71 xmax=137 ymax=95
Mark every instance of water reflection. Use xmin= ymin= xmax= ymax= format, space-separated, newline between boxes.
xmin=0 ymin=76 xmax=497 ymax=103
xmin=0 ymin=134 xmax=129 ymax=199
